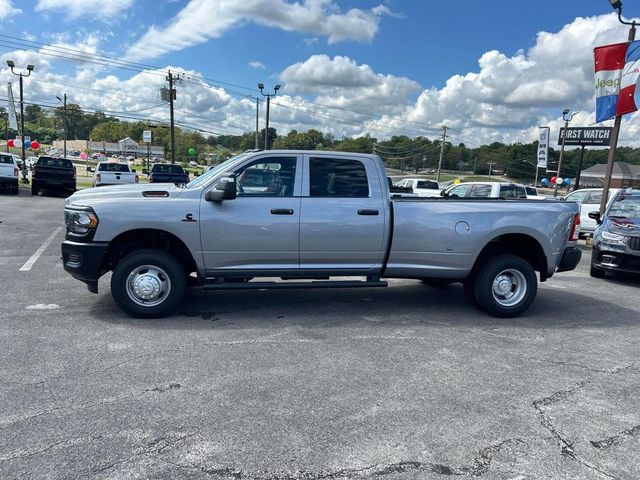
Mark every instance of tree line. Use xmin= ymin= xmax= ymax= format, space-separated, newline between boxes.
xmin=2 ymin=105 xmax=638 ymax=181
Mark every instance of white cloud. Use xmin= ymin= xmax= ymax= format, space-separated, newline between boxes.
xmin=249 ymin=61 xmax=266 ymax=69
xmin=0 ymin=0 xmax=21 ymax=20
xmin=35 ymin=0 xmax=134 ymax=20
xmin=126 ymin=0 xmax=391 ymax=60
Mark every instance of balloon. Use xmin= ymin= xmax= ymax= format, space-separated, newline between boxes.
xmin=453 ymin=179 xmax=461 ymax=184
xmin=13 ymin=139 xmax=21 ymax=147
xmin=31 ymin=141 xmax=40 ymax=150
xmin=541 ymin=178 xmax=549 ymax=185
xmin=188 ymin=148 xmax=196 ymax=156
xmin=550 ymin=176 xmax=557 ymax=184
xmin=555 ymin=177 xmax=563 ymax=185
xmin=564 ymin=178 xmax=572 ymax=185
xmin=24 ymin=140 xmax=31 ymax=149
xmin=7 ymin=140 xmax=14 ymax=147
xmin=80 ymin=152 xmax=88 ymax=159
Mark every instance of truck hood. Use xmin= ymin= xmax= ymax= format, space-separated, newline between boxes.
xmin=66 ymin=183 xmax=184 ymax=206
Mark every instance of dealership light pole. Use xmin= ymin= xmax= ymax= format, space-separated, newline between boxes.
xmin=258 ymin=83 xmax=280 ymax=150
xmin=554 ymin=109 xmax=577 ymax=197
xmin=6 ymin=61 xmax=34 ymax=163
xmin=600 ymin=0 xmax=637 ymax=213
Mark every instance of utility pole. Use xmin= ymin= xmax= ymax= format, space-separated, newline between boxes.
xmin=487 ymin=161 xmax=495 ymax=179
xmin=166 ymin=71 xmax=181 ymax=163
xmin=57 ymin=93 xmax=67 ymax=157
xmin=436 ymin=125 xmax=448 ymax=182
xmin=255 ymin=98 xmax=259 ymax=149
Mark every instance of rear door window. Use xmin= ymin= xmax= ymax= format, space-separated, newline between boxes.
xmin=309 ymin=157 xmax=369 ymax=198
xmin=565 ymin=191 xmax=589 ymax=203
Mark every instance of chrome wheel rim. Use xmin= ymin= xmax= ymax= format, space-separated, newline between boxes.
xmin=491 ymin=269 xmax=527 ymax=307
xmin=125 ymin=265 xmax=172 ymax=308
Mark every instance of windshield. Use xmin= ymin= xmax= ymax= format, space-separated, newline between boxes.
xmin=608 ymin=192 xmax=640 ymax=220
xmin=184 ymin=153 xmax=252 ymax=189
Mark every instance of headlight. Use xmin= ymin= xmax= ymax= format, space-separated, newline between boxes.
xmin=601 ymin=230 xmax=625 ymax=243
xmin=65 ymin=209 xmax=99 ymax=235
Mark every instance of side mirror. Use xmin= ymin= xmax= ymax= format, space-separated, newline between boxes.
xmin=440 ymin=188 xmax=448 ymax=197
xmin=131 ymin=169 xmax=136 ymax=173
xmin=588 ymin=211 xmax=602 ymax=225
xmin=142 ymin=169 xmax=148 ymax=175
xmin=205 ymin=173 xmax=237 ymax=202
xmin=87 ymin=167 xmax=94 ymax=173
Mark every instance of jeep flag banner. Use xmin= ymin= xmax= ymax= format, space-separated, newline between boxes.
xmin=617 ymin=40 xmax=640 ymax=117
xmin=594 ymin=41 xmax=640 ymax=122
xmin=537 ymin=127 xmax=549 ymax=168
xmin=7 ymin=83 xmax=18 ymax=130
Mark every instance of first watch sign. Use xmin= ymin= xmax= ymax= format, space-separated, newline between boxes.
xmin=558 ymin=127 xmax=612 ymax=146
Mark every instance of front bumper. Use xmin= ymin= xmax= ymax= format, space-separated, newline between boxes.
xmin=592 ymin=245 xmax=640 ymax=275
xmin=61 ymin=240 xmax=109 ymax=293
xmin=556 ymin=246 xmax=582 ymax=273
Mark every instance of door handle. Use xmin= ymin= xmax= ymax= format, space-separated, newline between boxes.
xmin=358 ymin=209 xmax=379 ymax=215
xmin=270 ymin=208 xmax=294 ymax=215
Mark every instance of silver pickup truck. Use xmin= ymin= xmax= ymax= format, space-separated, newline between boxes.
xmin=62 ymin=150 xmax=582 ymax=318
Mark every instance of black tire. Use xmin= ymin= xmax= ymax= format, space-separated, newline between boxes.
xmin=31 ymin=183 xmax=38 ymax=195
xmin=420 ymin=278 xmax=453 ymax=288
xmin=110 ymin=249 xmax=186 ymax=318
xmin=472 ymin=254 xmax=537 ymax=318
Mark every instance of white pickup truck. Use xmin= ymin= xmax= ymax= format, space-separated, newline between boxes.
xmin=0 ymin=152 xmax=19 ymax=195
xmin=62 ymin=150 xmax=582 ymax=319
xmin=91 ymin=162 xmax=139 ymax=187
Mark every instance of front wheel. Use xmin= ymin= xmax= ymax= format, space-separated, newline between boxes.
xmin=472 ymin=254 xmax=537 ymax=318
xmin=110 ymin=249 xmax=186 ymax=318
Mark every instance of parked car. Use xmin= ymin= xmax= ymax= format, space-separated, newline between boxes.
xmin=589 ymin=188 xmax=640 ymax=278
xmin=32 ymin=156 xmax=77 ymax=196
xmin=525 ymin=186 xmax=547 ymax=200
xmin=0 ymin=152 xmax=19 ymax=194
xmin=563 ymin=188 xmax=620 ymax=237
xmin=442 ymin=182 xmax=528 ymax=199
xmin=395 ymin=178 xmax=442 ymax=197
xmin=148 ymin=163 xmax=189 ymax=185
xmin=62 ymin=150 xmax=581 ymax=319
xmin=91 ymin=161 xmax=138 ymax=187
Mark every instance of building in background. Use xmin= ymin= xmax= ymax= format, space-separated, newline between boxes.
xmin=52 ymin=139 xmax=165 ymax=157
xmin=579 ymin=162 xmax=640 ymax=188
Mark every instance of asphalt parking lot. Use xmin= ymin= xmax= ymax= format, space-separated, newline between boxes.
xmin=1 ymin=188 xmax=639 ymax=479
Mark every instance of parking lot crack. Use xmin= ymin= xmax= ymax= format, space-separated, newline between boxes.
xmin=533 ymin=380 xmax=620 ymax=479
xmin=160 ymin=438 xmax=522 ymax=478
xmin=590 ymin=424 xmax=640 ymax=449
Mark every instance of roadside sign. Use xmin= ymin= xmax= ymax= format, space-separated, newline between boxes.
xmin=558 ymin=127 xmax=613 ymax=146
xmin=143 ymin=130 xmax=152 ymax=143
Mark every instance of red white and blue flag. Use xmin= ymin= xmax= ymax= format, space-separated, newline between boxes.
xmin=618 ymin=40 xmax=640 ymax=116
xmin=594 ymin=41 xmax=640 ymax=122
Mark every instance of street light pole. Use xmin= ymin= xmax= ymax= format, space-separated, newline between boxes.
xmin=258 ymin=83 xmax=280 ymax=150
xmin=7 ymin=61 xmax=34 ymax=163
xmin=554 ymin=109 xmax=576 ymax=197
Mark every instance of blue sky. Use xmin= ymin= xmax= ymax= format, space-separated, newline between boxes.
xmin=0 ymin=1 xmax=638 ymax=146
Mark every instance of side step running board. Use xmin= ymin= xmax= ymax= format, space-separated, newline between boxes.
xmin=203 ymin=279 xmax=388 ymax=290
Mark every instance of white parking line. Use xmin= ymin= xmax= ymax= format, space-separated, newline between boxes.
xmin=19 ymin=226 xmax=63 ymax=272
